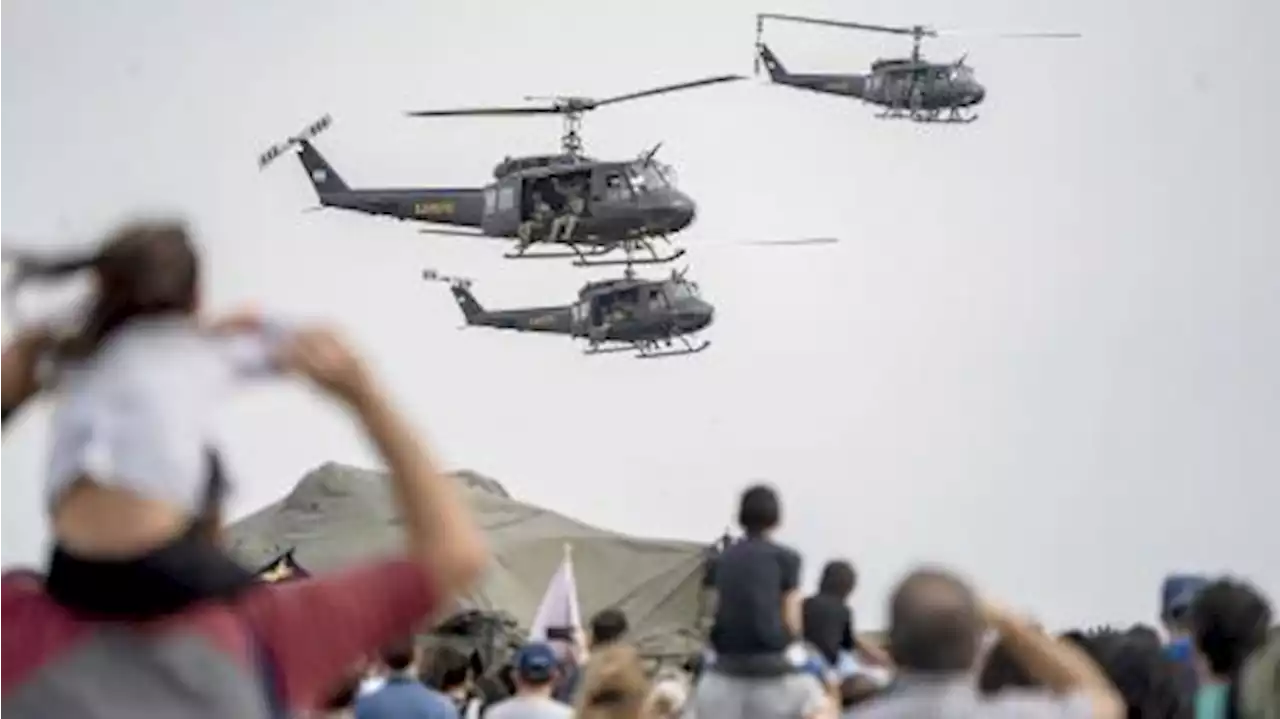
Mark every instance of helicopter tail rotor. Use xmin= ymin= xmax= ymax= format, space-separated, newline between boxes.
xmin=421 ymin=268 xmax=473 ymax=290
xmin=754 ymin=14 xmax=764 ymax=76
xmin=258 ymin=114 xmax=333 ymax=170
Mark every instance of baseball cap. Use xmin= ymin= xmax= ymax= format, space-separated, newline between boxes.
xmin=515 ymin=642 xmax=557 ymax=683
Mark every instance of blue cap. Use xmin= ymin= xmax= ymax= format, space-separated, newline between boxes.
xmin=515 ymin=642 xmax=557 ymax=682
xmin=1162 ymin=574 xmax=1210 ymax=618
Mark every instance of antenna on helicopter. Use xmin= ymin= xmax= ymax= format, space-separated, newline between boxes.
xmin=405 ymin=75 xmax=744 ymax=159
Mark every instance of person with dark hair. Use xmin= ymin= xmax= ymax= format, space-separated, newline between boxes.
xmin=1063 ymin=627 xmax=1193 ymax=718
xmin=856 ymin=567 xmax=1123 ymax=718
xmin=425 ymin=645 xmax=476 ymax=716
xmin=556 ymin=608 xmax=632 ymax=703
xmin=357 ymin=637 xmax=457 ymax=719
xmin=2 ymin=277 xmax=490 ymax=718
xmin=1187 ymin=578 xmax=1273 ymax=719
xmin=692 ymin=484 xmax=826 ymax=719
xmin=7 ymin=221 xmax=298 ymax=619
xmin=802 ymin=559 xmax=893 ymax=679
xmin=485 ymin=643 xmax=573 ymax=719
xmin=591 ymin=608 xmax=630 ymax=648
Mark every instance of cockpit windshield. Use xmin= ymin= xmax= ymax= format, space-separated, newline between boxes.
xmin=950 ymin=65 xmax=974 ymax=82
xmin=628 ymin=163 xmax=671 ymax=193
xmin=665 ymin=280 xmax=700 ymax=302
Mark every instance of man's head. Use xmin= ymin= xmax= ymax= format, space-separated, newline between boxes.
xmin=1188 ymin=577 xmax=1273 ymax=680
xmin=590 ymin=608 xmax=629 ymax=649
xmin=737 ymin=484 xmax=780 ymax=538
xmin=818 ymin=560 xmax=858 ymax=599
xmin=514 ymin=642 xmax=559 ymax=692
xmin=379 ymin=635 xmax=420 ymax=675
xmin=887 ymin=568 xmax=982 ymax=674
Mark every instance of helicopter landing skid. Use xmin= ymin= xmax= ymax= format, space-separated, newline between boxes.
xmin=911 ymin=109 xmax=978 ymax=124
xmin=875 ymin=108 xmax=978 ymax=124
xmin=574 ymin=247 xmax=686 ymax=268
xmin=635 ymin=334 xmax=711 ymax=359
xmin=572 ymin=237 xmax=686 ymax=268
xmin=502 ymin=244 xmax=612 ymax=261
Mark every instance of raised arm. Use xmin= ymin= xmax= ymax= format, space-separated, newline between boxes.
xmin=2 ymin=327 xmax=54 ymax=427
xmin=277 ymin=328 xmax=487 ymax=594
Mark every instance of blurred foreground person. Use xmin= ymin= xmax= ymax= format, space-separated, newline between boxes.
xmin=1188 ymin=578 xmax=1273 ymax=719
xmin=357 ymin=636 xmax=456 ymax=719
xmin=573 ymin=644 xmax=652 ymax=719
xmin=855 ymin=568 xmax=1124 ymax=719
xmin=485 ymin=642 xmax=574 ymax=719
xmin=1053 ymin=626 xmax=1193 ymax=717
xmin=2 ymin=268 xmax=488 ymax=717
xmin=6 ymin=221 xmax=295 ymax=616
xmin=1239 ymin=630 xmax=1279 ymax=719
xmin=693 ymin=484 xmax=827 ymax=719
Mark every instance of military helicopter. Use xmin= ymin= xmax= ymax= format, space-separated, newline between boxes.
xmin=258 ymin=75 xmax=741 ymax=267
xmin=754 ymin=13 xmax=1079 ymax=123
xmin=421 ymin=268 xmax=714 ymax=358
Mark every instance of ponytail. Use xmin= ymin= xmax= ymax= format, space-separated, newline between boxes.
xmin=13 ymin=220 xmax=200 ymax=362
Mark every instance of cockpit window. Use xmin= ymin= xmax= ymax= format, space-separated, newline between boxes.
xmin=664 ymin=280 xmax=699 ymax=302
xmin=950 ymin=65 xmax=974 ymax=82
xmin=628 ymin=164 xmax=671 ymax=193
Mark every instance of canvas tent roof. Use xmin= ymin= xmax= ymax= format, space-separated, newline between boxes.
xmin=227 ymin=462 xmax=709 ymax=658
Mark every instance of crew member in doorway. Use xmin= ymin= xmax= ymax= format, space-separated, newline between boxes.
xmin=549 ymin=180 xmax=586 ymax=243
xmin=517 ymin=192 xmax=554 ymax=252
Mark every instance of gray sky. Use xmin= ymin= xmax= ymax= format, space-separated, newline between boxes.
xmin=2 ymin=0 xmax=1277 ymax=628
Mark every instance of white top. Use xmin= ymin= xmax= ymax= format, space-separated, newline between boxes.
xmin=45 ymin=315 xmax=287 ymax=514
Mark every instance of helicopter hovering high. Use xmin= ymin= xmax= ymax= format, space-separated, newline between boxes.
xmin=754 ymin=13 xmax=1080 ymax=123
xmin=421 ymin=268 xmax=715 ymax=358
xmin=258 ymin=75 xmax=741 ymax=267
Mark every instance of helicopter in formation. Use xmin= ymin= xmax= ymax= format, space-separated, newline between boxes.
xmin=754 ymin=13 xmax=1079 ymax=123
xmin=422 ymin=268 xmax=714 ymax=358
xmin=258 ymin=75 xmax=741 ymax=267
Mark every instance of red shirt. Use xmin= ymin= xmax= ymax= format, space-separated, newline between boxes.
xmin=2 ymin=558 xmax=440 ymax=716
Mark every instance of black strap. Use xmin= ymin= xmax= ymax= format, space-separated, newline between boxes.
xmin=202 ymin=449 xmax=228 ymax=515
xmin=249 ymin=630 xmax=290 ymax=719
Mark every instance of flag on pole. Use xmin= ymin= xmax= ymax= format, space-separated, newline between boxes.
xmin=529 ymin=543 xmax=583 ymax=641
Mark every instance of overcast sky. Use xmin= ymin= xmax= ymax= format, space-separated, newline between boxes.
xmin=2 ymin=0 xmax=1276 ymax=628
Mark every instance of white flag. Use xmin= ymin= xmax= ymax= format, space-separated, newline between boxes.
xmin=529 ymin=544 xmax=582 ymax=640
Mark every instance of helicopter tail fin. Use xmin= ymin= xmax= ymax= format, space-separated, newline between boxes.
xmin=296 ymin=140 xmax=350 ymax=196
xmin=450 ymin=285 xmax=486 ymax=324
xmin=423 ymin=269 xmax=485 ymax=324
xmin=757 ymin=43 xmax=789 ymax=81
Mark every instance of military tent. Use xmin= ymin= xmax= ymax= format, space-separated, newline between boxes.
xmin=227 ymin=462 xmax=709 ymax=658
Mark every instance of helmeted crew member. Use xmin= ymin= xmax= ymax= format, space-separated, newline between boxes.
xmin=548 ymin=181 xmax=586 ymax=243
xmin=517 ymin=193 xmax=554 ymax=251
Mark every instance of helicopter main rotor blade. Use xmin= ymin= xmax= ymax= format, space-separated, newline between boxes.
xmin=742 ymin=237 xmax=841 ymax=247
xmin=588 ymin=74 xmax=745 ymax=109
xmin=933 ymin=29 xmax=1082 ymax=39
xmin=758 ymin=13 xmax=933 ymax=38
xmin=405 ymin=106 xmax=564 ymax=118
